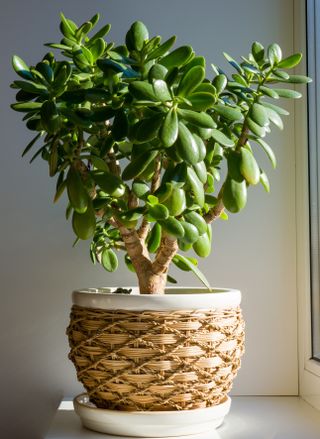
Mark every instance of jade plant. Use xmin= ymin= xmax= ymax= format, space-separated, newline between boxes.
xmin=10 ymin=13 xmax=310 ymax=294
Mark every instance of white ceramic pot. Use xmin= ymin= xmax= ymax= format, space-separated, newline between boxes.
xmin=69 ymin=287 xmax=244 ymax=437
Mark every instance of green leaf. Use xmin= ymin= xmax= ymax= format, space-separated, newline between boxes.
xmin=260 ymin=170 xmax=270 ymax=192
xmin=148 ymin=223 xmax=162 ymax=253
xmin=177 ymin=109 xmax=215 ymax=128
xmin=277 ymin=53 xmax=302 ymax=69
xmin=192 ymin=227 xmax=211 ymax=258
xmin=211 ymin=129 xmax=234 ymax=147
xmin=122 ymin=151 xmax=158 ymax=180
xmin=90 ymin=38 xmax=106 ymax=61
xmin=12 ymin=55 xmax=33 ymax=80
xmin=93 ymin=171 xmax=126 ymax=197
xmin=251 ymin=41 xmax=264 ymax=62
xmin=177 ymin=66 xmax=205 ymax=97
xmin=159 ymin=216 xmax=185 ymax=238
xmin=11 ymin=102 xmax=42 ymax=113
xmin=21 ymin=133 xmax=42 ymax=157
xmin=259 ymin=86 xmax=279 ymax=99
xmin=160 ymin=108 xmax=178 ymax=147
xmin=127 ymin=21 xmax=149 ymax=51
xmin=240 ymin=147 xmax=260 ymax=185
xmin=213 ymin=74 xmax=227 ymax=93
xmin=148 ymin=203 xmax=169 ymax=220
xmin=179 ymin=221 xmax=199 ymax=244
xmin=187 ymin=92 xmax=215 ymax=111
xmin=187 ymin=167 xmax=205 ymax=207
xmin=184 ymin=211 xmax=207 ymax=235
xmin=212 ymin=104 xmax=243 ymax=122
xmin=250 ymin=103 xmax=269 ymax=127
xmin=267 ymin=43 xmax=282 ymax=65
xmin=13 ymin=80 xmax=47 ymax=95
xmin=67 ymin=167 xmax=89 ymax=213
xmin=177 ymin=122 xmax=199 ymax=165
xmin=102 ymin=248 xmax=118 ymax=272
xmin=247 ymin=117 xmax=266 ymax=137
xmin=272 ymin=88 xmax=302 ymax=99
xmin=159 ymin=45 xmax=193 ymax=69
xmin=163 ymin=187 xmax=186 ymax=216
xmin=223 ymin=177 xmax=247 ymax=213
xmin=132 ymin=180 xmax=150 ymax=199
xmin=60 ymin=13 xmax=77 ymax=40
xmin=148 ymin=64 xmax=168 ymax=81
xmin=284 ymin=74 xmax=312 ymax=84
xmin=261 ymin=101 xmax=289 ymax=116
xmin=193 ymin=161 xmax=207 ymax=184
xmin=152 ymin=79 xmax=172 ymax=101
xmin=167 ymin=275 xmax=178 ymax=284
xmin=134 ymin=113 xmax=163 ymax=142
xmin=223 ymin=52 xmax=243 ymax=74
xmin=256 ymin=139 xmax=277 ymax=168
xmin=72 ymin=203 xmax=96 ymax=240
xmin=173 ymin=254 xmax=211 ymax=289
xmin=129 ymin=81 xmax=158 ymax=101
xmin=263 ymin=106 xmax=283 ymax=130
xmin=147 ymin=36 xmax=176 ymax=60
xmin=89 ymin=23 xmax=111 ymax=44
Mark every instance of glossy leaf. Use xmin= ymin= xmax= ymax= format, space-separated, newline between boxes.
xmin=102 ymin=248 xmax=118 ymax=272
xmin=187 ymin=92 xmax=215 ymax=111
xmin=12 ymin=55 xmax=33 ymax=80
xmin=250 ymin=103 xmax=269 ymax=127
xmin=187 ymin=167 xmax=205 ymax=207
xmin=173 ymin=254 xmax=211 ymax=289
xmin=72 ymin=203 xmax=96 ymax=240
xmin=177 ymin=108 xmax=215 ymax=128
xmin=212 ymin=104 xmax=243 ymax=122
xmin=184 ymin=211 xmax=207 ymax=235
xmin=159 ymin=45 xmax=193 ymax=69
xmin=256 ymin=139 xmax=277 ymax=168
xmin=67 ymin=167 xmax=89 ymax=213
xmin=159 ymin=216 xmax=185 ymax=238
xmin=147 ymin=36 xmax=176 ymax=60
xmin=160 ymin=108 xmax=178 ymax=147
xmin=240 ymin=147 xmax=260 ymax=185
xmin=122 ymin=151 xmax=158 ymax=180
xmin=277 ymin=53 xmax=302 ymax=69
xmin=211 ymin=129 xmax=234 ymax=147
xmin=93 ymin=171 xmax=126 ymax=197
xmin=272 ymin=88 xmax=302 ymax=99
xmin=223 ymin=177 xmax=247 ymax=213
xmin=260 ymin=170 xmax=270 ymax=192
xmin=152 ymin=79 xmax=172 ymax=101
xmin=177 ymin=66 xmax=205 ymax=97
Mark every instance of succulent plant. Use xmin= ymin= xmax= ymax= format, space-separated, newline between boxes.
xmin=10 ymin=13 xmax=311 ymax=293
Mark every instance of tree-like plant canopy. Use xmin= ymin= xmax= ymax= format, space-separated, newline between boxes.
xmin=10 ymin=13 xmax=310 ymax=293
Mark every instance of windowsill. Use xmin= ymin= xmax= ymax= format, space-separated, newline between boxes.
xmin=46 ymin=396 xmax=320 ymax=439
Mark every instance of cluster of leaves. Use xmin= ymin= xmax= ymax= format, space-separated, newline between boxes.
xmin=10 ymin=13 xmax=310 ymax=285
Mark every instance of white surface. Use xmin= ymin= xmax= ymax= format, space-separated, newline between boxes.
xmin=73 ymin=288 xmax=241 ymax=310
xmin=73 ymin=393 xmax=230 ymax=437
xmin=46 ymin=397 xmax=320 ymax=439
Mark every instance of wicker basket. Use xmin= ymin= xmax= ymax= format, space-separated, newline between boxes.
xmin=67 ymin=288 xmax=245 ymax=411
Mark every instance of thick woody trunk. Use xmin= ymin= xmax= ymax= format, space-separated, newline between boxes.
xmin=117 ymin=222 xmax=177 ymax=295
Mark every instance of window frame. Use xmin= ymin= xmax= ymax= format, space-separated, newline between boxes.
xmin=296 ymin=0 xmax=320 ymax=409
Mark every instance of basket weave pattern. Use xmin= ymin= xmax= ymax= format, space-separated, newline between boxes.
xmin=67 ymin=305 xmax=245 ymax=411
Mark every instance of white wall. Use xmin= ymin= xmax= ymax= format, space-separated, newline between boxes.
xmin=0 ymin=0 xmax=300 ymax=437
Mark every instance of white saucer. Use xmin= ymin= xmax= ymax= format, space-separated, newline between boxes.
xmin=73 ymin=393 xmax=231 ymax=437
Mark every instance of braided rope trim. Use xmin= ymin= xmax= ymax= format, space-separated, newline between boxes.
xmin=67 ymin=305 xmax=245 ymax=411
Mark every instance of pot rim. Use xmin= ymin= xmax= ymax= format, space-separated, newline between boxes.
xmin=72 ymin=286 xmax=241 ymax=310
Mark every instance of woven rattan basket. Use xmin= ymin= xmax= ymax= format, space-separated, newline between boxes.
xmin=67 ymin=288 xmax=245 ymax=412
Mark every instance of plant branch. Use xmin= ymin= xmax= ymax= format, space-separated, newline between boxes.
xmin=138 ymin=155 xmax=162 ymax=240
xmin=152 ymin=233 xmax=178 ymax=275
